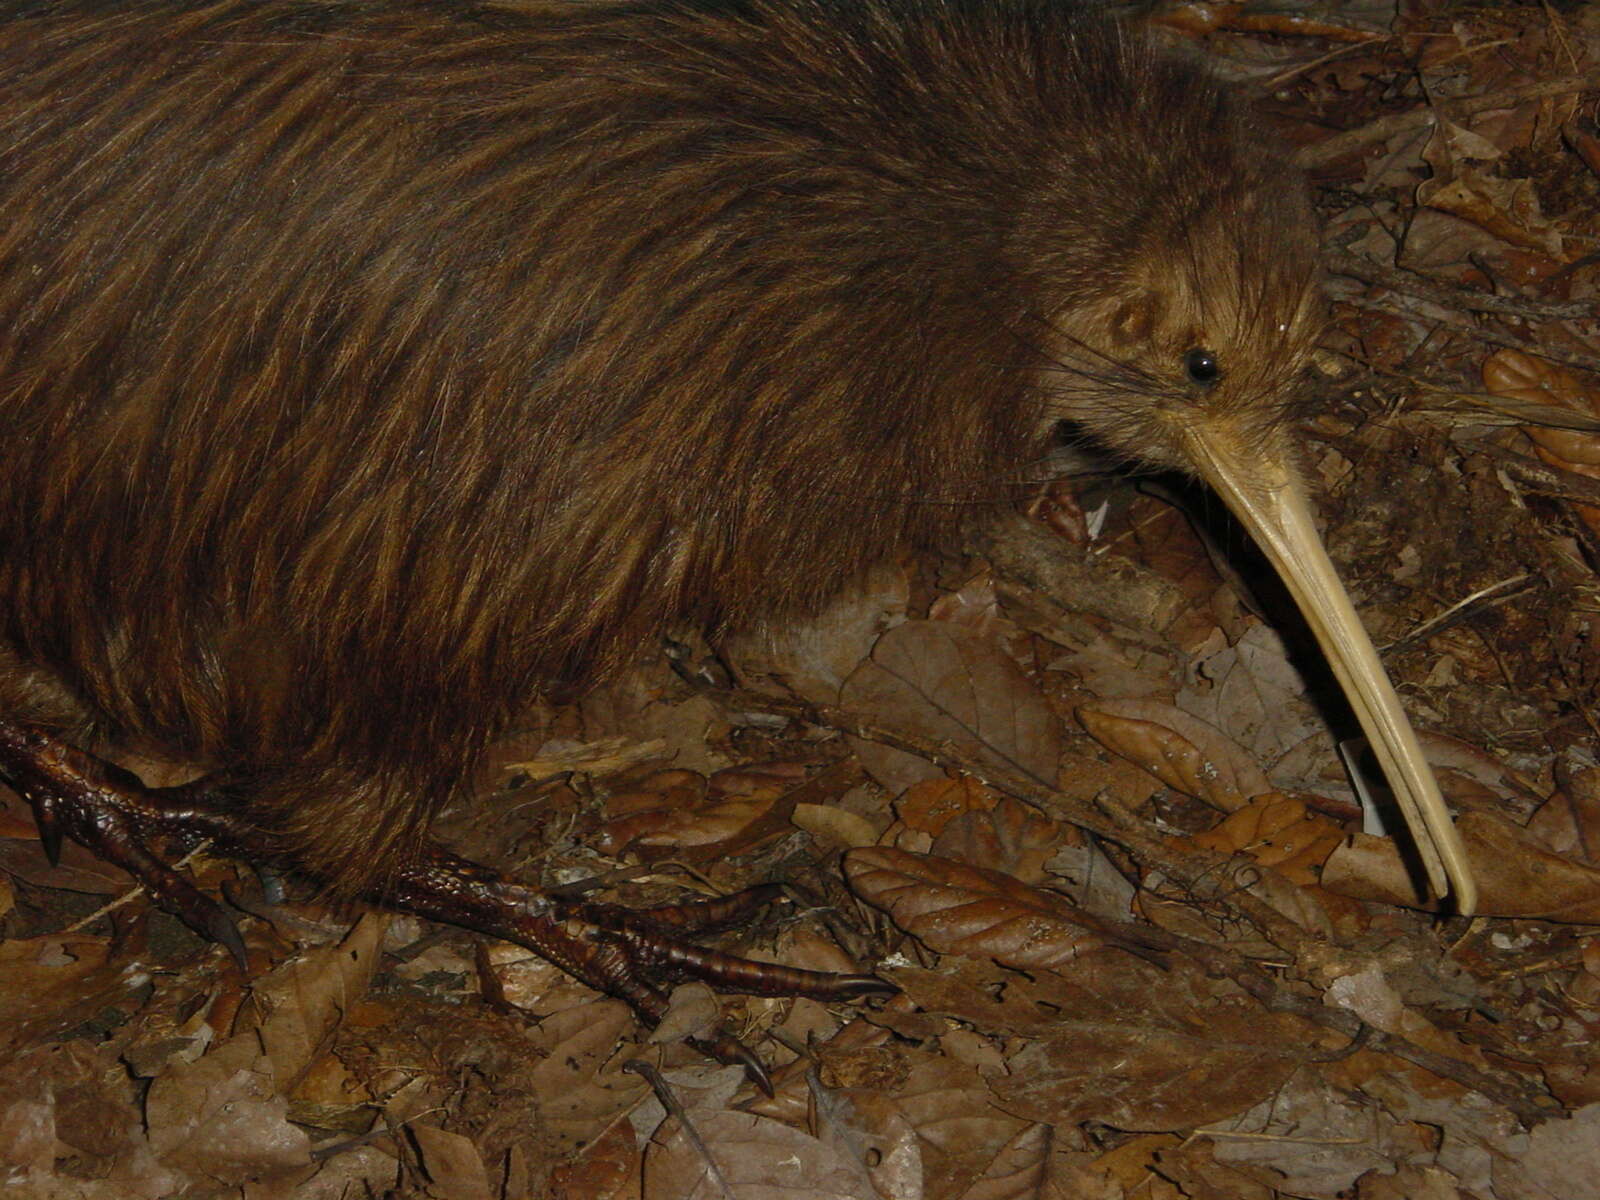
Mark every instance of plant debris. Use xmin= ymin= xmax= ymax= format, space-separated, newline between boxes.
xmin=3 ymin=2 xmax=1600 ymax=1197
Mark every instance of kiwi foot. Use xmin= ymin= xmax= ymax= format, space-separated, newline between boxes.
xmin=0 ymin=718 xmax=893 ymax=1092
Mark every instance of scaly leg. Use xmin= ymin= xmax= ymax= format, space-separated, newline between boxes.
xmin=0 ymin=719 xmax=892 ymax=1090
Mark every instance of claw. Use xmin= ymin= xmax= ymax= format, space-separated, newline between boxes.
xmin=2 ymin=718 xmax=897 ymax=1072
xmin=0 ymin=718 xmax=252 ymax=966
xmin=692 ymin=1033 xmax=774 ymax=1096
xmin=826 ymin=974 xmax=898 ymax=1000
xmin=200 ymin=904 xmax=250 ymax=971
xmin=36 ymin=799 xmax=64 ymax=866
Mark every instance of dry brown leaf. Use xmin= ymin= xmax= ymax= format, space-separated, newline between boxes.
xmin=629 ymin=1064 xmax=748 ymax=1148
xmin=1492 ymin=1103 xmax=1600 ymax=1200
xmin=648 ymin=982 xmax=722 ymax=1045
xmin=892 ymin=1055 xmax=1031 ymax=1200
xmin=843 ymin=846 xmax=1110 ymax=970
xmin=792 ymin=801 xmax=880 ymax=848
xmin=929 ymin=794 xmax=1062 ymax=885
xmin=841 ymin=621 xmax=1061 ymax=794
xmin=952 ymin=1121 xmax=1054 ymax=1200
xmin=1100 ymin=495 xmax=1231 ymax=653
xmin=411 ymin=1124 xmax=494 ymax=1200
xmin=629 ymin=795 xmax=775 ymax=849
xmin=1209 ymin=1068 xmax=1434 ymax=1196
xmin=0 ymin=1041 xmax=175 ymax=1197
xmin=1529 ymin=768 xmax=1600 ymax=864
xmin=1175 ymin=623 xmax=1325 ymax=781
xmin=644 ymin=1110 xmax=878 ymax=1200
xmin=898 ymin=776 xmax=1002 ymax=838
xmin=1416 ymin=113 xmax=1567 ymax=257
xmin=292 ymin=1145 xmax=401 ymax=1199
xmin=1420 ymin=171 xmax=1566 ymax=256
xmin=1078 ymin=700 xmax=1271 ymax=812
xmin=1151 ymin=1139 xmax=1276 ymax=1200
xmin=1354 ymin=1164 xmax=1465 ymax=1200
xmin=0 ymin=934 xmax=143 ymax=1055
xmin=929 ymin=572 xmax=1017 ymax=645
xmin=810 ymin=1084 xmax=924 ymax=1200
xmin=1188 ymin=793 xmax=1343 ymax=883
xmin=242 ymin=914 xmax=388 ymax=1094
xmin=990 ymin=996 xmax=1309 ymax=1131
xmin=1137 ymin=863 xmax=1347 ymax=946
xmin=1042 ymin=826 xmax=1137 ymax=923
xmin=592 ymin=772 xmax=708 ymax=852
xmin=145 ymin=1036 xmax=312 ymax=1184
xmin=890 ymin=952 xmax=1316 ymax=1133
xmin=957 ymin=1121 xmax=1119 ymax=1200
xmin=1322 ymin=812 xmax=1600 ymax=921
xmin=492 ymin=734 xmax=669 ymax=782
xmin=885 ymin=958 xmax=1064 ymax=1039
xmin=593 ymin=761 xmax=817 ymax=861
xmin=1091 ymin=1135 xmax=1182 ymax=1193
xmin=1321 ymin=964 xmax=1494 ymax=1075
xmin=722 ymin=560 xmax=910 ymax=701
xmin=549 ymin=1116 xmax=642 ymax=1200
xmin=1485 ymin=348 xmax=1600 ymax=533
xmin=525 ymin=1000 xmax=651 ymax=1154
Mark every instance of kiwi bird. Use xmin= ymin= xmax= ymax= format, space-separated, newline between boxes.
xmin=0 ymin=0 xmax=1475 ymax=1080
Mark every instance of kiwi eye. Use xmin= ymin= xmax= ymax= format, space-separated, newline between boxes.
xmin=1184 ymin=348 xmax=1220 ymax=387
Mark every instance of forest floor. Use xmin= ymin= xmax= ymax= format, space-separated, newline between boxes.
xmin=3 ymin=2 xmax=1600 ymax=1198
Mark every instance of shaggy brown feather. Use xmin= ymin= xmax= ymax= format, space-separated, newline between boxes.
xmin=0 ymin=0 xmax=1319 ymax=888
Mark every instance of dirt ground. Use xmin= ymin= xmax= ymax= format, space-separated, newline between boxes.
xmin=3 ymin=2 xmax=1600 ymax=1197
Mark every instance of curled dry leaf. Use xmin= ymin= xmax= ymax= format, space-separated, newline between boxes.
xmin=843 ymin=846 xmax=1111 ymax=971
xmin=1420 ymin=171 xmax=1565 ymax=257
xmin=1417 ymin=116 xmax=1566 ymax=257
xmin=1077 ymin=699 xmax=1271 ymax=812
xmin=241 ymin=913 xmax=388 ymax=1093
xmin=1141 ymin=787 xmax=1365 ymax=938
xmin=1188 ymin=793 xmax=1343 ymax=885
xmin=594 ymin=760 xmax=830 ymax=862
xmin=1323 ymin=811 xmax=1600 ymax=922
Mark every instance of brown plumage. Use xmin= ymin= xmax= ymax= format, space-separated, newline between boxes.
xmin=0 ymin=0 xmax=1322 ymax=896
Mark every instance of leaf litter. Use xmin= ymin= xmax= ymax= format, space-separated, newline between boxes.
xmin=4 ymin=3 xmax=1600 ymax=1197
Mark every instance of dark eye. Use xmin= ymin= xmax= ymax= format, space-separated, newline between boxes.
xmin=1184 ymin=348 xmax=1220 ymax=387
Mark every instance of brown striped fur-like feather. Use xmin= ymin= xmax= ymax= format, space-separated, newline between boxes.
xmin=0 ymin=0 xmax=1319 ymax=888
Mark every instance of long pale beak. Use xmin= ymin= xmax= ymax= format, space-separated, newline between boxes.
xmin=1183 ymin=424 xmax=1478 ymax=915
